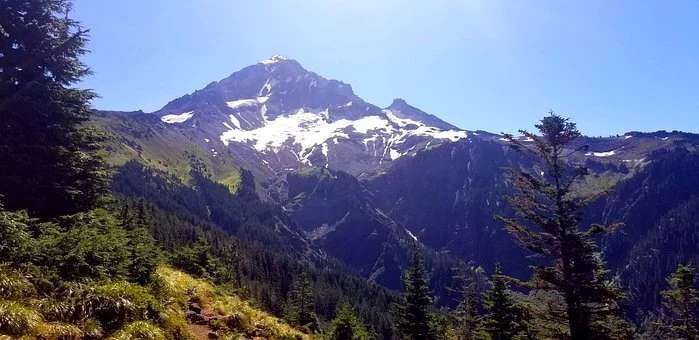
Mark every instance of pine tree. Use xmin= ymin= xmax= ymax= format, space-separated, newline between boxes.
xmin=127 ymin=227 xmax=161 ymax=284
xmin=452 ymin=263 xmax=488 ymax=340
xmin=287 ymin=271 xmax=318 ymax=331
xmin=329 ymin=302 xmax=369 ymax=340
xmin=397 ymin=248 xmax=434 ymax=340
xmin=483 ymin=264 xmax=523 ymax=340
xmin=498 ymin=113 xmax=629 ymax=340
xmin=661 ymin=264 xmax=699 ymax=340
xmin=0 ymin=0 xmax=107 ymax=218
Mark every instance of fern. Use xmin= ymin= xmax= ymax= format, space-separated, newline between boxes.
xmin=0 ymin=300 xmax=41 ymax=336
xmin=110 ymin=321 xmax=165 ymax=340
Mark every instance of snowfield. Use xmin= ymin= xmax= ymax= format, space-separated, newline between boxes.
xmin=160 ymin=111 xmax=194 ymax=124
xmin=219 ymin=108 xmax=468 ymax=164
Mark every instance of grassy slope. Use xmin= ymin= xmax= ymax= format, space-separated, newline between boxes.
xmin=0 ymin=266 xmax=307 ymax=340
xmin=155 ymin=266 xmax=308 ymax=339
xmin=91 ymin=112 xmax=241 ymax=193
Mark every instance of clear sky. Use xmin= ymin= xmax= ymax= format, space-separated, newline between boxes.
xmin=73 ymin=0 xmax=699 ymax=136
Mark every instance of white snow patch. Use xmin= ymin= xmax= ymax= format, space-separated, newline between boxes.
xmin=259 ymin=55 xmax=287 ymax=64
xmin=225 ymin=97 xmax=270 ymax=119
xmin=405 ymin=228 xmax=419 ymax=242
xmin=661 ymin=136 xmax=669 ymax=141
xmin=228 ymin=115 xmax=241 ymax=129
xmin=389 ymin=149 xmax=402 ymax=160
xmin=259 ymin=80 xmax=273 ymax=96
xmin=585 ymin=150 xmax=616 ymax=157
xmin=430 ymin=129 xmax=468 ymax=141
xmin=226 ymin=99 xmax=259 ymax=110
xmin=384 ymin=110 xmax=421 ymax=127
xmin=351 ymin=115 xmax=393 ymax=133
xmin=160 ymin=111 xmax=194 ymax=124
xmin=624 ymin=135 xmax=633 ymax=139
xmin=204 ymin=138 xmax=210 ymax=143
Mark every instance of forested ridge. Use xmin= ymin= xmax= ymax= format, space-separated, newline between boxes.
xmin=2 ymin=1 xmax=698 ymax=339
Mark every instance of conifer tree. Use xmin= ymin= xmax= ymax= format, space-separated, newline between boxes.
xmin=0 ymin=0 xmax=107 ymax=218
xmin=329 ymin=302 xmax=369 ymax=340
xmin=288 ymin=271 xmax=318 ymax=331
xmin=661 ymin=264 xmax=699 ymax=340
xmin=397 ymin=248 xmax=434 ymax=340
xmin=452 ymin=263 xmax=488 ymax=340
xmin=483 ymin=264 xmax=523 ymax=340
xmin=127 ymin=227 xmax=161 ymax=284
xmin=498 ymin=113 xmax=628 ymax=340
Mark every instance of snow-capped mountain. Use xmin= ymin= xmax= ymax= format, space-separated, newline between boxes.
xmin=95 ymin=56 xmax=699 ymax=311
xmin=155 ymin=55 xmax=469 ymax=177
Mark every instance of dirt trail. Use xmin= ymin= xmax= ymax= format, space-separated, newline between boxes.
xmin=188 ymin=323 xmax=212 ymax=340
xmin=186 ymin=302 xmax=217 ymax=339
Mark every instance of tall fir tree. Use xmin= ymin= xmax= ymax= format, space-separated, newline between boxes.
xmin=0 ymin=0 xmax=107 ymax=218
xmin=661 ymin=264 xmax=699 ymax=340
xmin=498 ymin=113 xmax=629 ymax=340
xmin=452 ymin=263 xmax=488 ymax=340
xmin=483 ymin=263 xmax=525 ymax=340
xmin=287 ymin=270 xmax=318 ymax=331
xmin=397 ymin=248 xmax=434 ymax=340
xmin=126 ymin=227 xmax=161 ymax=284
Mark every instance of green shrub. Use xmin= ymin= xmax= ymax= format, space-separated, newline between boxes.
xmin=110 ymin=321 xmax=165 ymax=340
xmin=36 ymin=298 xmax=78 ymax=323
xmin=81 ymin=318 xmax=104 ymax=339
xmin=0 ymin=209 xmax=35 ymax=264
xmin=0 ymin=268 xmax=35 ymax=300
xmin=0 ymin=300 xmax=41 ymax=336
xmin=90 ymin=281 xmax=159 ymax=330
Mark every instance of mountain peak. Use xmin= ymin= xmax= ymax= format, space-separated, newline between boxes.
xmin=386 ymin=98 xmax=458 ymax=131
xmin=259 ymin=55 xmax=289 ymax=64
xmin=388 ymin=98 xmax=409 ymax=109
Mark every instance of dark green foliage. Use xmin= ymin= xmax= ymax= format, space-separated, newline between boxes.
xmin=499 ymin=113 xmax=630 ymax=340
xmin=287 ymin=271 xmax=319 ymax=332
xmin=483 ymin=264 xmax=525 ymax=340
xmin=0 ymin=0 xmax=107 ymax=218
xmin=661 ymin=264 xmax=699 ymax=339
xmin=127 ymin=227 xmax=162 ymax=284
xmin=0 ymin=203 xmax=166 ymax=336
xmin=112 ymin=160 xmax=398 ymax=338
xmin=623 ymin=195 xmax=699 ymax=314
xmin=0 ymin=205 xmax=36 ymax=265
xmin=328 ymin=303 xmax=369 ymax=340
xmin=397 ymin=248 xmax=434 ymax=339
xmin=113 ymin=160 xmax=305 ymax=252
xmin=598 ymin=148 xmax=699 ymax=273
xmin=170 ymin=236 xmax=226 ymax=280
xmin=451 ymin=262 xmax=488 ymax=340
xmin=0 ymin=206 xmax=137 ymax=289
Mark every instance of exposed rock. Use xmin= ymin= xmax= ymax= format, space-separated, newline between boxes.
xmin=189 ymin=302 xmax=202 ymax=313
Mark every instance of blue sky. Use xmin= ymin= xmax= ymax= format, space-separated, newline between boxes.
xmin=73 ymin=0 xmax=699 ymax=136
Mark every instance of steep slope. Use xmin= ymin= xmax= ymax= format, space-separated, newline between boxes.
xmin=280 ymin=168 xmax=415 ymax=288
xmin=366 ymin=138 xmax=531 ymax=275
xmin=92 ymin=110 xmax=244 ymax=192
xmin=366 ymin=131 xmax=699 ymax=279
